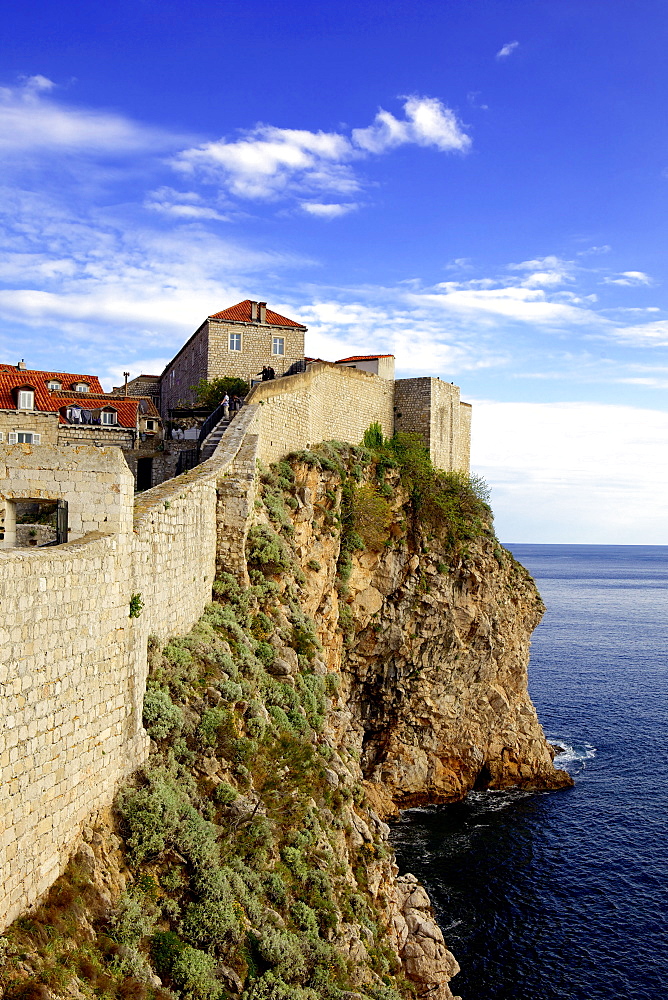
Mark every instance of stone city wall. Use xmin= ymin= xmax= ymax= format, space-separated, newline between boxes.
xmin=394 ymin=377 xmax=471 ymax=472
xmin=0 ymin=362 xmax=465 ymax=931
xmin=0 ymin=444 xmax=134 ymax=547
xmin=245 ymin=362 xmax=395 ymax=466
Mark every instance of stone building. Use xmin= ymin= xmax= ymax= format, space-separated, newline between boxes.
xmin=159 ymin=299 xmax=307 ymax=418
xmin=0 ymin=363 xmax=163 ymax=491
xmin=333 ymin=354 xmax=396 ymax=380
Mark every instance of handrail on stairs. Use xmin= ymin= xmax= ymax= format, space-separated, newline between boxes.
xmin=198 ymin=400 xmax=227 ymax=446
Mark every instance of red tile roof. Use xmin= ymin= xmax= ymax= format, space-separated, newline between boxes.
xmin=0 ymin=365 xmax=159 ymax=429
xmin=335 ymin=355 xmax=394 ymax=363
xmin=0 ymin=367 xmax=103 ymax=412
xmin=50 ymin=394 xmax=160 ymax=428
xmin=209 ymin=300 xmax=306 ymax=329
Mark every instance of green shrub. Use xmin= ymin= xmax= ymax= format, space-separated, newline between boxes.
xmin=191 ymin=376 xmax=249 ymax=411
xmin=143 ymin=687 xmax=183 ymax=739
xmin=246 ymin=525 xmax=292 ymax=574
xmin=118 ymin=772 xmax=187 ymax=865
xmin=363 ymin=421 xmax=384 ymax=450
xmin=198 ymin=707 xmax=235 ymax=747
xmin=108 ymin=891 xmax=156 ymax=948
xmin=180 ymin=895 xmax=242 ymax=952
xmin=217 ymin=680 xmax=243 ymax=703
xmin=153 ymin=931 xmax=223 ymax=1000
xmin=213 ymin=781 xmax=238 ymax=806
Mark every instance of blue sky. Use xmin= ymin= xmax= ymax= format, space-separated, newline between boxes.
xmin=2 ymin=0 xmax=668 ymax=542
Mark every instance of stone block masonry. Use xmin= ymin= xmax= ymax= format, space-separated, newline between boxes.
xmin=0 ymin=361 xmax=467 ymax=931
xmin=394 ymin=377 xmax=471 ymax=472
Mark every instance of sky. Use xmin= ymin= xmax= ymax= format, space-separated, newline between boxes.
xmin=2 ymin=0 xmax=668 ymax=543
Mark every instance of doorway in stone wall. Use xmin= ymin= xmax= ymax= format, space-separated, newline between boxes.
xmin=0 ymin=499 xmax=68 ymax=547
xmin=136 ymin=457 xmax=153 ymax=492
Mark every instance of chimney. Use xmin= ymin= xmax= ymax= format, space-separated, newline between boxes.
xmin=249 ymin=301 xmax=258 ymax=322
xmin=123 ymin=371 xmax=130 ymax=397
xmin=258 ymin=301 xmax=267 ymax=324
xmin=17 ymin=359 xmax=26 ymax=370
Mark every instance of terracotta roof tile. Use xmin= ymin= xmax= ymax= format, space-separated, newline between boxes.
xmin=209 ymin=300 xmax=306 ymax=329
xmin=0 ymin=365 xmax=159 ymax=429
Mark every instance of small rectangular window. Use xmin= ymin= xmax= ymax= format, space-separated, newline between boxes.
xmin=146 ymin=419 xmax=155 ymax=431
xmin=101 ymin=411 xmax=117 ymax=425
xmin=229 ymin=332 xmax=242 ymax=352
xmin=272 ymin=337 xmax=285 ymax=356
xmin=14 ymin=431 xmax=40 ymax=444
xmin=18 ymin=390 xmax=34 ymax=410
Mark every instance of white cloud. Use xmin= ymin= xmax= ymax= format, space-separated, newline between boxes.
xmin=496 ymin=41 xmax=520 ymax=59
xmin=144 ymin=186 xmax=229 ymax=221
xmin=301 ymin=202 xmax=359 ymax=219
xmin=507 ymin=255 xmax=574 ymax=288
xmin=472 ymin=401 xmax=668 ymax=543
xmin=603 ymin=270 xmax=654 ymax=286
xmin=577 ymin=244 xmax=611 ymax=256
xmin=351 ymin=95 xmax=471 ymax=154
xmin=426 ymin=282 xmax=592 ymax=325
xmin=174 ymin=96 xmax=470 ymax=203
xmin=0 ymin=76 xmax=182 ymax=156
xmin=608 ymin=319 xmax=668 ymax=346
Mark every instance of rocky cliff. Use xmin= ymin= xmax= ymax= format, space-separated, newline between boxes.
xmin=0 ymin=437 xmax=570 ymax=1000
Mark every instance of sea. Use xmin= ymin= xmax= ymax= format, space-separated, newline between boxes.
xmin=390 ymin=545 xmax=668 ymax=1000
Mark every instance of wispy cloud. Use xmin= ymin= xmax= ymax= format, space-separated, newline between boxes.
xmin=144 ymin=186 xmax=230 ymax=221
xmin=608 ymin=319 xmax=668 ymax=346
xmin=173 ymin=95 xmax=470 ymax=205
xmin=301 ymin=202 xmax=359 ymax=219
xmin=496 ymin=41 xmax=519 ymax=60
xmin=0 ymin=76 xmax=184 ymax=157
xmin=603 ymin=270 xmax=654 ymax=286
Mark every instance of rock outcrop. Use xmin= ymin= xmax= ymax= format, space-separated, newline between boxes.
xmin=284 ymin=459 xmax=572 ymax=821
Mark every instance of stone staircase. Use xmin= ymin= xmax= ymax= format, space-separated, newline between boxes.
xmin=199 ymin=414 xmax=232 ymax=462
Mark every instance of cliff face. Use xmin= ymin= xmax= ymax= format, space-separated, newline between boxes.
xmin=284 ymin=458 xmax=571 ymax=819
xmin=0 ymin=443 xmax=569 ymax=1000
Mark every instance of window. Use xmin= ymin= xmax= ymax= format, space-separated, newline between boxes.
xmin=17 ymin=389 xmax=34 ymax=410
xmin=47 ymin=380 xmax=61 ymax=390
xmin=73 ymin=382 xmax=89 ymax=392
xmin=145 ymin=419 xmax=155 ymax=431
xmin=8 ymin=431 xmax=41 ymax=444
xmin=101 ymin=410 xmax=117 ymax=425
xmin=272 ymin=337 xmax=285 ymax=356
xmin=229 ymin=332 xmax=242 ymax=352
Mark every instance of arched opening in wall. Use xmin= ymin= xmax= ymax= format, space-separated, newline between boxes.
xmin=1 ymin=498 xmax=68 ymax=548
xmin=136 ymin=456 xmax=153 ymax=492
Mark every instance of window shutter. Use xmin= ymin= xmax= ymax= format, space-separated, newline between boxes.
xmin=33 ymin=433 xmax=41 ymax=444
xmin=0 ymin=431 xmax=3 ymax=442
xmin=8 ymin=432 xmax=17 ymax=444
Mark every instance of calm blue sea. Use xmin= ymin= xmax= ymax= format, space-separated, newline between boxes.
xmin=390 ymin=545 xmax=668 ymax=1000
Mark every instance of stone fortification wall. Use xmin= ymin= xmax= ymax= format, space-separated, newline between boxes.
xmin=246 ymin=362 xmax=395 ymax=465
xmin=394 ymin=377 xmax=470 ymax=472
xmin=0 ymin=362 xmax=452 ymax=932
xmin=0 ymin=447 xmax=144 ymax=929
xmin=0 ymin=444 xmax=133 ymax=547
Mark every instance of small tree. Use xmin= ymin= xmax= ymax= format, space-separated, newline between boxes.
xmin=191 ymin=377 xmax=249 ymax=411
